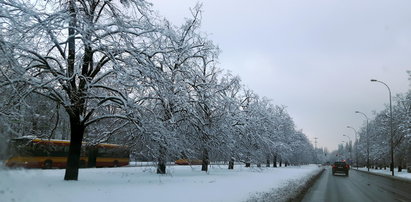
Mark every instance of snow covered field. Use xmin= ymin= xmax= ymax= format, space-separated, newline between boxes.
xmin=0 ymin=164 xmax=321 ymax=202
xmin=357 ymin=167 xmax=411 ymax=180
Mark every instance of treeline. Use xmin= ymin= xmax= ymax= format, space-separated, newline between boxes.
xmin=334 ymin=76 xmax=411 ymax=172
xmin=0 ymin=0 xmax=316 ymax=179
xmin=357 ymin=83 xmax=411 ymax=171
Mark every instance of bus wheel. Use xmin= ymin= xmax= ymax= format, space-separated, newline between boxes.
xmin=113 ymin=160 xmax=119 ymax=167
xmin=43 ymin=160 xmax=53 ymax=169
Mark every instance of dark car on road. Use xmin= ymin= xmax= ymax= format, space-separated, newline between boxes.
xmin=332 ymin=161 xmax=349 ymax=176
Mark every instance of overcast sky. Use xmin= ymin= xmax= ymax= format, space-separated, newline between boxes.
xmin=150 ymin=0 xmax=411 ymax=151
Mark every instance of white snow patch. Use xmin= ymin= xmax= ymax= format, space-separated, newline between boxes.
xmin=358 ymin=167 xmax=411 ymax=180
xmin=0 ymin=164 xmax=321 ymax=202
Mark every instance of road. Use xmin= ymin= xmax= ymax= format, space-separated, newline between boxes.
xmin=302 ymin=167 xmax=411 ymax=202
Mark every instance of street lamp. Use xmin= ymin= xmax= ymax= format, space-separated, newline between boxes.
xmin=347 ymin=126 xmax=358 ymax=169
xmin=355 ymin=111 xmax=370 ymax=171
xmin=343 ymin=134 xmax=351 ymax=142
xmin=342 ymin=135 xmax=352 ymax=165
xmin=341 ymin=141 xmax=348 ymax=161
xmin=371 ymin=79 xmax=394 ymax=176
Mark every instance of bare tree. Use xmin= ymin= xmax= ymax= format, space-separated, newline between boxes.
xmin=1 ymin=1 xmax=318 ymax=178
xmin=0 ymin=0 xmax=159 ymax=180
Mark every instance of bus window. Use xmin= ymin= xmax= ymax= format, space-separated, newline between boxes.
xmin=8 ymin=138 xmax=34 ymax=157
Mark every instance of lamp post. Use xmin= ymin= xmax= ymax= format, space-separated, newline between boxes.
xmin=343 ymin=134 xmax=351 ymax=144
xmin=355 ymin=111 xmax=370 ymax=171
xmin=346 ymin=126 xmax=359 ymax=169
xmin=371 ymin=79 xmax=394 ymax=176
xmin=343 ymin=135 xmax=352 ymax=165
xmin=343 ymin=133 xmax=354 ymax=167
xmin=341 ymin=141 xmax=348 ymax=161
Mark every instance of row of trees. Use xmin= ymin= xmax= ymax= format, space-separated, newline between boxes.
xmin=335 ymin=75 xmax=411 ymax=172
xmin=330 ymin=142 xmax=353 ymax=165
xmin=357 ymin=85 xmax=411 ymax=172
xmin=0 ymin=0 xmax=316 ymax=180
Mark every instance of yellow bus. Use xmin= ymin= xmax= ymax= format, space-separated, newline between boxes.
xmin=175 ymin=159 xmax=203 ymax=165
xmin=4 ymin=137 xmax=129 ymax=169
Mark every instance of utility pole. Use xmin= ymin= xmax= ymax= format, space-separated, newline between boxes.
xmin=347 ymin=126 xmax=359 ymax=169
xmin=371 ymin=79 xmax=394 ymax=176
xmin=356 ymin=111 xmax=370 ymax=172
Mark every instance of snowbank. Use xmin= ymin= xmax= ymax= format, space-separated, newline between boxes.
xmin=0 ymin=164 xmax=321 ymax=202
xmin=247 ymin=167 xmax=324 ymax=202
xmin=357 ymin=167 xmax=411 ymax=181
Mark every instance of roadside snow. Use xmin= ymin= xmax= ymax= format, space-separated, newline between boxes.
xmin=358 ymin=167 xmax=411 ymax=180
xmin=0 ymin=164 xmax=321 ymax=202
xmin=247 ymin=167 xmax=323 ymax=202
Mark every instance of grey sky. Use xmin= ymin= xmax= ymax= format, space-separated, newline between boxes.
xmin=150 ymin=0 xmax=411 ymax=151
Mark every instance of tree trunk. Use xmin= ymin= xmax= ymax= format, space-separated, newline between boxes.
xmin=245 ymin=162 xmax=251 ymax=167
xmin=228 ymin=158 xmax=234 ymax=170
xmin=279 ymin=159 xmax=282 ymax=167
xmin=157 ymin=160 xmax=166 ymax=174
xmin=201 ymin=148 xmax=209 ymax=172
xmin=273 ymin=155 xmax=277 ymax=167
xmin=64 ymin=0 xmax=82 ymax=181
xmin=266 ymin=159 xmax=270 ymax=167
xmin=157 ymin=147 xmax=166 ymax=174
xmin=407 ymin=144 xmax=411 ymax=173
xmin=67 ymin=0 xmax=76 ymax=87
xmin=64 ymin=116 xmax=85 ymax=180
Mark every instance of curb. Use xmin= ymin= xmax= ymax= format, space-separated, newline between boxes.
xmin=354 ymin=169 xmax=411 ymax=184
xmin=289 ymin=168 xmax=325 ymax=202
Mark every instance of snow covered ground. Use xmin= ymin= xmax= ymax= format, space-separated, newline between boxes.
xmin=0 ymin=163 xmax=322 ymax=202
xmin=357 ymin=167 xmax=411 ymax=180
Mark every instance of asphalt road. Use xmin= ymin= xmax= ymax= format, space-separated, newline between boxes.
xmin=302 ymin=167 xmax=411 ymax=202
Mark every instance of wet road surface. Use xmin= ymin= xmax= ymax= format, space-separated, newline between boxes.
xmin=302 ymin=167 xmax=411 ymax=202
